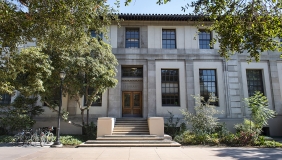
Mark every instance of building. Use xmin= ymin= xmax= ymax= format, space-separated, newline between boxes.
xmin=3 ymin=14 xmax=282 ymax=136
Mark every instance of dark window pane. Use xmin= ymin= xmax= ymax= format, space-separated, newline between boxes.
xmin=122 ymin=67 xmax=143 ymax=77
xmin=0 ymin=94 xmax=11 ymax=104
xmin=199 ymin=69 xmax=218 ymax=106
xmin=84 ymin=88 xmax=102 ymax=106
xmin=91 ymin=30 xmax=103 ymax=40
xmin=199 ymin=31 xmax=212 ymax=49
xmin=161 ymin=69 xmax=179 ymax=106
xmin=125 ymin=28 xmax=139 ymax=48
xmin=162 ymin=29 xmax=176 ymax=49
xmin=246 ymin=70 xmax=264 ymax=96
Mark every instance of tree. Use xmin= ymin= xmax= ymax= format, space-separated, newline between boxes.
xmin=124 ymin=0 xmax=282 ymax=62
xmin=244 ymin=91 xmax=276 ymax=134
xmin=1 ymin=0 xmax=119 ymax=130
xmin=0 ymin=95 xmax=44 ymax=133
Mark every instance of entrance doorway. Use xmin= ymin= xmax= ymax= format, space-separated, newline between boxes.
xmin=122 ymin=91 xmax=142 ymax=117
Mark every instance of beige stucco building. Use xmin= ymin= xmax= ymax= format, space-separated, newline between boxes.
xmin=4 ymin=14 xmax=282 ymax=136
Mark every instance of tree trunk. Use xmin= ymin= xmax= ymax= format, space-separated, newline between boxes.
xmin=87 ymin=109 xmax=89 ymax=126
xmin=81 ymin=110 xmax=86 ymax=135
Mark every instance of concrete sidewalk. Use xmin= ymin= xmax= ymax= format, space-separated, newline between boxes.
xmin=0 ymin=145 xmax=282 ymax=160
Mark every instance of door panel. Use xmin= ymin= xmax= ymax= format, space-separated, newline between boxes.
xmin=122 ymin=91 xmax=142 ymax=117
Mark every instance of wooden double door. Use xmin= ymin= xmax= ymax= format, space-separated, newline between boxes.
xmin=122 ymin=91 xmax=142 ymax=117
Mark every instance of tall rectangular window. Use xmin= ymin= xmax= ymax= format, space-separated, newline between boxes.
xmin=162 ymin=29 xmax=176 ymax=49
xmin=161 ymin=69 xmax=179 ymax=106
xmin=199 ymin=69 xmax=218 ymax=105
xmin=199 ymin=30 xmax=212 ymax=49
xmin=84 ymin=88 xmax=102 ymax=106
xmin=0 ymin=94 xmax=11 ymax=104
xmin=246 ymin=70 xmax=264 ymax=96
xmin=125 ymin=28 xmax=139 ymax=48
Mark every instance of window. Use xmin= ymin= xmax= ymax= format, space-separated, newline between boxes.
xmin=162 ymin=29 xmax=176 ymax=49
xmin=199 ymin=69 xmax=218 ymax=105
xmin=90 ymin=30 xmax=103 ymax=39
xmin=122 ymin=67 xmax=143 ymax=78
xmin=0 ymin=93 xmax=11 ymax=104
xmin=125 ymin=28 xmax=139 ymax=48
xmin=161 ymin=69 xmax=179 ymax=106
xmin=44 ymin=88 xmax=60 ymax=106
xmin=84 ymin=88 xmax=102 ymax=106
xmin=246 ymin=70 xmax=264 ymax=96
xmin=199 ymin=30 xmax=212 ymax=49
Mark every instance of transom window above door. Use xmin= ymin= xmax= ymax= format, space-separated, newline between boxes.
xmin=125 ymin=28 xmax=140 ymax=48
xmin=122 ymin=67 xmax=143 ymax=78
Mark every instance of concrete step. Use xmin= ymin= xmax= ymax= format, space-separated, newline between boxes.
xmin=85 ymin=140 xmax=173 ymax=144
xmin=112 ymin=132 xmax=150 ymax=135
xmin=96 ymin=137 xmax=164 ymax=140
xmin=114 ymin=127 xmax=149 ymax=131
xmin=78 ymin=142 xmax=181 ymax=147
xmin=115 ymin=124 xmax=148 ymax=126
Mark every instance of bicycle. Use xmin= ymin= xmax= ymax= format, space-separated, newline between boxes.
xmin=34 ymin=127 xmax=54 ymax=147
xmin=14 ymin=129 xmax=33 ymax=146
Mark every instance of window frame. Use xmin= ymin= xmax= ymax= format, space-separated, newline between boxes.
xmin=161 ymin=69 xmax=180 ymax=106
xmin=199 ymin=30 xmax=213 ymax=49
xmin=125 ymin=28 xmax=140 ymax=48
xmin=246 ymin=69 xmax=265 ymax=97
xmin=84 ymin=88 xmax=102 ymax=107
xmin=162 ymin=29 xmax=176 ymax=49
xmin=90 ymin=30 xmax=103 ymax=40
xmin=0 ymin=93 xmax=11 ymax=105
xmin=199 ymin=69 xmax=218 ymax=106
xmin=122 ymin=67 xmax=143 ymax=78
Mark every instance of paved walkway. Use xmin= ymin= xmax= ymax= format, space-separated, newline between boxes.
xmin=0 ymin=145 xmax=282 ymax=160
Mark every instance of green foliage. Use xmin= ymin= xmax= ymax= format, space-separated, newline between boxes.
xmin=186 ymin=0 xmax=282 ymax=62
xmin=174 ymin=131 xmax=220 ymax=145
xmin=1 ymin=0 xmax=119 ymax=128
xmin=0 ymin=135 xmax=15 ymax=143
xmin=124 ymin=0 xmax=282 ymax=62
xmin=244 ymin=91 xmax=276 ymax=132
xmin=59 ymin=135 xmax=85 ymax=145
xmin=164 ymin=111 xmax=186 ymax=139
xmin=84 ymin=122 xmax=97 ymax=140
xmin=234 ymin=119 xmax=257 ymax=133
xmin=181 ymin=94 xmax=223 ymax=135
xmin=0 ymin=95 xmax=44 ymax=133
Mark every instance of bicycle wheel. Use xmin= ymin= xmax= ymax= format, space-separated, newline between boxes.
xmin=31 ymin=134 xmax=39 ymax=146
xmin=40 ymin=135 xmax=46 ymax=147
xmin=46 ymin=133 xmax=54 ymax=144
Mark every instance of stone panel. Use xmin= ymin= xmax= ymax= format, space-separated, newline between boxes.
xmin=229 ymin=78 xmax=239 ymax=83
xmin=228 ymin=72 xmax=238 ymax=77
xmin=230 ymin=102 xmax=241 ymax=108
xmin=227 ymin=66 xmax=238 ymax=72
xmin=229 ymin=84 xmax=240 ymax=89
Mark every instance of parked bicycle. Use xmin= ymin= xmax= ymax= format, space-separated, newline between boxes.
xmin=14 ymin=129 xmax=33 ymax=146
xmin=41 ymin=126 xmax=54 ymax=145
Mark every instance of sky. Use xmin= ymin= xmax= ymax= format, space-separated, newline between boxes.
xmin=106 ymin=0 xmax=193 ymax=14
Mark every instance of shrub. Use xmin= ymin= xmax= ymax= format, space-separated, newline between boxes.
xmin=84 ymin=122 xmax=97 ymax=140
xmin=181 ymin=94 xmax=223 ymax=135
xmin=59 ymin=135 xmax=85 ymax=145
xmin=244 ymin=91 xmax=276 ymax=135
xmin=0 ymin=95 xmax=44 ymax=133
xmin=164 ymin=111 xmax=186 ymax=139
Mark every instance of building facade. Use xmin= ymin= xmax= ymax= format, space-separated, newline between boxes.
xmin=4 ymin=14 xmax=282 ymax=136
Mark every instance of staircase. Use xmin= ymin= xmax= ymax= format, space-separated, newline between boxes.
xmin=78 ymin=118 xmax=181 ymax=147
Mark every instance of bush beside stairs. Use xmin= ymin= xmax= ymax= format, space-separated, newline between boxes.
xmin=78 ymin=118 xmax=181 ymax=147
